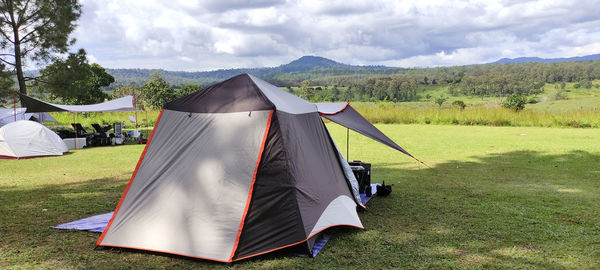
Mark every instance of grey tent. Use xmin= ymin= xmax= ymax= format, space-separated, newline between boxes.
xmin=96 ymin=74 xmax=412 ymax=262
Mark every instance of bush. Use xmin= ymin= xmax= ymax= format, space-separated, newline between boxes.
xmin=527 ymin=97 xmax=538 ymax=104
xmin=435 ymin=96 xmax=447 ymax=108
xmin=452 ymin=100 xmax=466 ymax=110
xmin=555 ymin=91 xmax=569 ymax=100
xmin=502 ymin=95 xmax=527 ymax=111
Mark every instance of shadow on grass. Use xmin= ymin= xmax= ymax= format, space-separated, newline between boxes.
xmin=1 ymin=150 xmax=599 ymax=268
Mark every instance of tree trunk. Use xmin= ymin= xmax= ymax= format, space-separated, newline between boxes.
xmin=7 ymin=0 xmax=27 ymax=105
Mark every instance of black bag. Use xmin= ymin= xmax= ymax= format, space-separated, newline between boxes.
xmin=348 ymin=161 xmax=371 ymax=194
xmin=376 ymin=181 xmax=392 ymax=196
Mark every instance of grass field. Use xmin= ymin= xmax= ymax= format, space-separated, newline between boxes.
xmin=1 ymin=124 xmax=599 ymax=269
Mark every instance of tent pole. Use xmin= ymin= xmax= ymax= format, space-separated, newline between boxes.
xmin=13 ymin=91 xmax=16 ymax=122
xmin=346 ymin=127 xmax=349 ymax=161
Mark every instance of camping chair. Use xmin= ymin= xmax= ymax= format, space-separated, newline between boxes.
xmin=71 ymin=123 xmax=87 ymax=137
xmin=71 ymin=123 xmax=93 ymax=146
xmin=91 ymin=124 xmax=112 ymax=146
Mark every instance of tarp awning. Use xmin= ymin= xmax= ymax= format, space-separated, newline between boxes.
xmin=20 ymin=94 xmax=137 ymax=113
xmin=315 ymin=102 xmax=415 ymax=159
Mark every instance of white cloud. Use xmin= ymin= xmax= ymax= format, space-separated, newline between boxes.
xmin=71 ymin=0 xmax=600 ymax=71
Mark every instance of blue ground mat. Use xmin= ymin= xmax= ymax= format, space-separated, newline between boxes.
xmin=54 ymin=183 xmax=381 ymax=257
xmin=54 ymin=211 xmax=114 ymax=232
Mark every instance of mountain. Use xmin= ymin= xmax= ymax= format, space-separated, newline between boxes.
xmin=491 ymin=54 xmax=600 ymax=64
xmin=106 ymin=56 xmax=396 ymax=89
xmin=280 ymin=55 xmax=350 ymax=72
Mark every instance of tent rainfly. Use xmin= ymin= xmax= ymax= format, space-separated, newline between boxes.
xmin=0 ymin=120 xmax=68 ymax=159
xmin=96 ymin=74 xmax=414 ymax=262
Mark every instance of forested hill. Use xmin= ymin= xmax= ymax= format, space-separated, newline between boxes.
xmin=107 ymin=54 xmax=600 ymax=89
xmin=106 ymin=56 xmax=397 ymax=89
xmin=491 ymin=54 xmax=600 ymax=64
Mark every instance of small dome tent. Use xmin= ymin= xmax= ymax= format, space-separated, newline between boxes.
xmin=0 ymin=120 xmax=68 ymax=159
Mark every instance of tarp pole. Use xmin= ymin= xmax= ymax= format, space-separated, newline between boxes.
xmin=13 ymin=91 xmax=16 ymax=122
xmin=73 ymin=112 xmax=78 ymax=150
xmin=145 ymin=110 xmax=148 ymax=138
xmin=133 ymin=94 xmax=138 ymax=129
xmin=346 ymin=127 xmax=349 ymax=161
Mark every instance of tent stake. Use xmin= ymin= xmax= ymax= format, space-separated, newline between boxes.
xmin=346 ymin=127 xmax=349 ymax=161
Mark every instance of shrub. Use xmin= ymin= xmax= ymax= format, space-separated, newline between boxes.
xmin=435 ymin=96 xmax=447 ymax=108
xmin=527 ymin=97 xmax=538 ymax=104
xmin=555 ymin=91 xmax=569 ymax=100
xmin=452 ymin=100 xmax=466 ymax=110
xmin=502 ymin=95 xmax=527 ymax=111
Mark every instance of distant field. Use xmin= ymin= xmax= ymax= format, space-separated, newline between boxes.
xmin=39 ymin=80 xmax=600 ymax=129
xmin=1 ymin=124 xmax=599 ymax=269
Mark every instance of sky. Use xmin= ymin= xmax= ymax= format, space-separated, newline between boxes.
xmin=73 ymin=0 xmax=600 ymax=71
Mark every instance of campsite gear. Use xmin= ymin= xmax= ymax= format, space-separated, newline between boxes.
xmin=0 ymin=120 xmax=68 ymax=159
xmin=348 ymin=161 xmax=371 ymax=194
xmin=376 ymin=181 xmax=392 ymax=196
xmin=96 ymin=74 xmax=415 ymax=262
xmin=365 ymin=184 xmax=372 ymax=197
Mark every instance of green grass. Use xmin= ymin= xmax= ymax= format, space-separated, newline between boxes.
xmin=1 ymin=124 xmax=599 ymax=269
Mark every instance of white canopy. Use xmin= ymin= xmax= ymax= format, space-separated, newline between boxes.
xmin=20 ymin=94 xmax=137 ymax=113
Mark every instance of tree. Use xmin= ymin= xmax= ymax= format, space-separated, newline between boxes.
xmin=0 ymin=0 xmax=82 ymax=102
xmin=435 ymin=96 xmax=447 ymax=108
xmin=0 ymin=62 xmax=13 ymax=105
xmin=112 ymin=86 xmax=143 ymax=108
xmin=299 ymin=80 xmax=314 ymax=100
xmin=141 ymin=72 xmax=176 ymax=109
xmin=177 ymin=84 xmax=201 ymax=98
xmin=37 ymin=49 xmax=113 ymax=104
xmin=502 ymin=94 xmax=527 ymax=111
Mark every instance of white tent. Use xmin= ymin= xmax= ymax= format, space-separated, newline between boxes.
xmin=0 ymin=120 xmax=68 ymax=159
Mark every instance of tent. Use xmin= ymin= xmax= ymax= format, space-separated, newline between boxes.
xmin=96 ymin=74 xmax=412 ymax=262
xmin=0 ymin=120 xmax=68 ymax=159
xmin=0 ymin=108 xmax=56 ymax=127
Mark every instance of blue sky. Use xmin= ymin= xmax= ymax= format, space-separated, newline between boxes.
xmin=72 ymin=0 xmax=600 ymax=71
